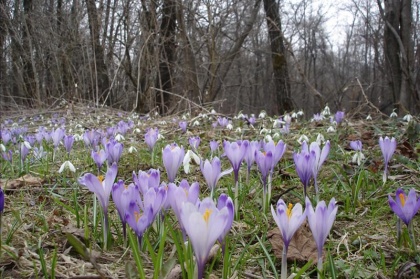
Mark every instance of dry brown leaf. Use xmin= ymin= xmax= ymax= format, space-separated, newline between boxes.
xmin=0 ymin=174 xmax=44 ymax=190
xmin=268 ymin=222 xmax=322 ymax=263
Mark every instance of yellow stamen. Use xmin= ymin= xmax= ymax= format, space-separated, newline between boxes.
xmin=134 ymin=211 xmax=142 ymax=222
xmin=97 ymin=175 xmax=104 ymax=183
xmin=286 ymin=203 xmax=293 ymax=219
xmin=203 ymin=209 xmax=212 ymax=223
xmin=399 ymin=193 xmax=406 ymax=207
xmin=124 ymin=184 xmax=128 ymax=190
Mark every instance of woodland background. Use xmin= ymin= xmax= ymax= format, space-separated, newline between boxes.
xmin=0 ymin=0 xmax=419 ymax=116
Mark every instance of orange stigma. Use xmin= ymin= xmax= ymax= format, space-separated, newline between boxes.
xmin=203 ymin=209 xmax=212 ymax=223
xmin=399 ymin=193 xmax=406 ymax=207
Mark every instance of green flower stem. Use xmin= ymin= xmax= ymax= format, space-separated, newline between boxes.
xmin=281 ymin=245 xmax=288 ymax=279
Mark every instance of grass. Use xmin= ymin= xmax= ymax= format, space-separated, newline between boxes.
xmin=0 ymin=105 xmax=419 ymax=278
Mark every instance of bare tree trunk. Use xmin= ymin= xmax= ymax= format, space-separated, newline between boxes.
xmin=0 ymin=0 xmax=6 ymax=107
xmin=157 ymin=0 xmax=177 ymax=114
xmin=262 ymin=0 xmax=293 ymax=114
xmin=86 ymin=0 xmax=110 ymax=106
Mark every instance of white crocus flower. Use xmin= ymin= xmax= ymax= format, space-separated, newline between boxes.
xmin=23 ymin=141 xmax=32 ymax=149
xmin=226 ymin=123 xmax=233 ymax=130
xmin=193 ymin=120 xmax=200 ymax=126
xmin=260 ymin=128 xmax=270 ymax=135
xmin=0 ymin=144 xmax=5 ymax=152
xmin=366 ymin=114 xmax=372 ymax=121
xmin=259 ymin=111 xmax=267 ymax=119
xmin=59 ymin=161 xmax=76 ymax=173
xmin=134 ymin=128 xmax=141 ymax=133
xmin=235 ymin=127 xmax=242 ymax=133
xmin=272 ymin=133 xmax=280 ymax=140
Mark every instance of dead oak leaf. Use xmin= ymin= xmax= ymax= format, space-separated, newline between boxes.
xmin=268 ymin=222 xmax=322 ymax=263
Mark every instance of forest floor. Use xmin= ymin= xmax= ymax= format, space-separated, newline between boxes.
xmin=0 ymin=103 xmax=419 ymax=279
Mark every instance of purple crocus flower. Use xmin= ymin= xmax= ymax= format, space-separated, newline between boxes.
xmin=125 ymin=201 xmax=153 ymax=245
xmin=1 ymin=130 xmax=11 ymax=145
xmin=79 ymin=162 xmax=118 ymax=217
xmin=20 ymin=142 xmax=31 ymax=164
xmin=255 ymin=150 xmax=273 ymax=191
xmin=179 ymin=121 xmax=187 ymax=133
xmin=244 ymin=140 xmax=259 ymax=177
xmin=293 ymin=146 xmax=316 ymax=197
xmin=51 ymin=128 xmax=65 ymax=148
xmin=209 ymin=140 xmax=219 ymax=156
xmin=145 ymin=127 xmax=159 ymax=151
xmin=223 ymin=140 xmax=249 ymax=182
xmin=263 ymin=139 xmax=287 ymax=173
xmin=218 ymin=117 xmax=229 ymax=127
xmin=132 ymin=168 xmax=161 ymax=194
xmin=78 ymin=162 xmax=118 ymax=249
xmin=189 ymin=136 xmax=201 ymax=152
xmin=350 ymin=140 xmax=362 ymax=151
xmin=306 ymin=141 xmax=330 ymax=194
xmin=2 ymin=150 xmax=12 ymax=163
xmin=271 ymin=199 xmax=306 ymax=279
xmin=388 ymin=188 xmax=420 ymax=226
xmin=200 ymin=157 xmax=232 ymax=197
xmin=162 ymin=143 xmax=185 ymax=183
xmin=167 ymin=180 xmax=200 ymax=239
xmin=63 ymin=134 xmax=75 ymax=155
xmin=83 ymin=130 xmax=100 ymax=150
xmin=335 ymin=111 xmax=345 ymax=124
xmin=106 ymin=139 xmax=123 ymax=166
xmin=216 ymin=194 xmax=234 ymax=251
xmin=306 ymin=197 xmax=338 ymax=274
xmin=379 ymin=136 xmax=397 ymax=182
xmin=180 ymin=197 xmax=231 ymax=279
xmin=112 ymin=181 xmax=140 ymax=243
xmin=91 ymin=149 xmax=108 ymax=172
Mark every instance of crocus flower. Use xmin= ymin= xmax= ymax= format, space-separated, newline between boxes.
xmin=145 ymin=127 xmax=159 ymax=151
xmin=293 ymin=147 xmax=315 ymax=197
xmin=306 ymin=197 xmax=338 ymax=277
xmin=132 ymin=168 xmax=161 ymax=195
xmin=209 ymin=140 xmax=219 ymax=156
xmin=51 ymin=128 xmax=65 ymax=148
xmin=78 ymin=162 xmax=118 ymax=249
xmin=167 ymin=180 xmax=200 ymax=239
xmin=388 ymin=188 xmax=420 ymax=226
xmin=1 ymin=130 xmax=11 ymax=145
xmin=271 ymin=199 xmax=306 ymax=279
xmin=91 ymin=149 xmax=108 ymax=173
xmin=216 ymin=194 xmax=234 ymax=250
xmin=334 ymin=111 xmax=345 ymax=124
xmin=2 ymin=150 xmax=12 ymax=163
xmin=244 ymin=140 xmax=259 ymax=181
xmin=255 ymin=150 xmax=273 ymax=210
xmin=63 ymin=134 xmax=75 ymax=155
xmin=106 ymin=139 xmax=123 ymax=166
xmin=20 ymin=141 xmax=31 ymax=164
xmin=83 ymin=129 xmax=100 ymax=150
xmin=180 ymin=197 xmax=231 ymax=279
xmin=162 ymin=143 xmax=185 ymax=183
xmin=217 ymin=117 xmax=229 ymax=127
xmin=306 ymin=141 xmax=330 ymax=194
xmin=200 ymin=157 xmax=232 ymax=197
xmin=379 ymin=136 xmax=397 ymax=182
xmin=263 ymin=139 xmax=287 ymax=173
xmin=179 ymin=121 xmax=187 ymax=133
xmin=189 ymin=136 xmax=201 ymax=152
xmin=223 ymin=140 xmax=249 ymax=182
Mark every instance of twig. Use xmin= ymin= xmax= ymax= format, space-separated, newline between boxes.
xmin=355 ymin=77 xmax=388 ymax=117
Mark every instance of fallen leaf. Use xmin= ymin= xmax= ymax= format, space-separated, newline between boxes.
xmin=268 ymin=222 xmax=322 ymax=263
xmin=0 ymin=175 xmax=44 ymax=190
